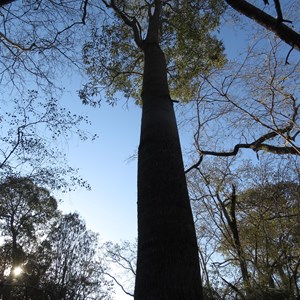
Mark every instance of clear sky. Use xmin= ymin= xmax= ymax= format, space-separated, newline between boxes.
xmin=59 ymin=100 xmax=140 ymax=243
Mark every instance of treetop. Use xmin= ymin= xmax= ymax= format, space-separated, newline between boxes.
xmin=81 ymin=0 xmax=226 ymax=105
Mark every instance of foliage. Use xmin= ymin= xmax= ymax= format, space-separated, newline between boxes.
xmin=0 ymin=90 xmax=96 ymax=191
xmin=81 ymin=0 xmax=226 ymax=105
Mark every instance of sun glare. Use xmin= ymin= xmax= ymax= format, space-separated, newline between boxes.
xmin=12 ymin=266 xmax=23 ymax=277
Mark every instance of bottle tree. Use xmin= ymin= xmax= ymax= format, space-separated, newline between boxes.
xmin=81 ymin=1 xmax=226 ymax=299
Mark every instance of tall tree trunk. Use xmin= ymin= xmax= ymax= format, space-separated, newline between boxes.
xmin=134 ymin=42 xmax=203 ymax=300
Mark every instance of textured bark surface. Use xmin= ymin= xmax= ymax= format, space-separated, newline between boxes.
xmin=134 ymin=43 xmax=203 ymax=300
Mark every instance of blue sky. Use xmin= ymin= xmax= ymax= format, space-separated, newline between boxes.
xmin=59 ymin=99 xmax=141 ymax=243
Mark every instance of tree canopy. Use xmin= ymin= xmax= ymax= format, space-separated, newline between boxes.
xmin=0 ymin=177 xmax=112 ymax=300
xmin=81 ymin=0 xmax=226 ymax=105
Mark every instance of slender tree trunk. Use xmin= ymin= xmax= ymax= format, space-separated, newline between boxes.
xmin=218 ymin=190 xmax=251 ymax=294
xmin=134 ymin=42 xmax=203 ymax=300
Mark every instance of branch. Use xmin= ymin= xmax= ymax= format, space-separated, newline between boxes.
xmin=201 ymin=141 xmax=300 ymax=157
xmin=145 ymin=0 xmax=162 ymax=44
xmin=224 ymin=0 xmax=300 ymax=51
xmin=0 ymin=17 xmax=85 ymax=53
xmin=0 ymin=32 xmax=37 ymax=52
xmin=185 ymin=128 xmax=300 ymax=173
xmin=273 ymin=0 xmax=283 ymax=23
xmin=102 ymin=0 xmax=142 ymax=48
xmin=273 ymin=0 xmax=292 ymax=24
xmin=221 ymin=277 xmax=247 ymax=300
xmin=82 ymin=0 xmax=89 ymax=25
xmin=103 ymin=271 xmax=134 ymax=297
xmin=0 ymin=127 xmax=24 ymax=169
xmin=185 ymin=155 xmax=203 ymax=173
xmin=106 ymin=248 xmax=136 ymax=275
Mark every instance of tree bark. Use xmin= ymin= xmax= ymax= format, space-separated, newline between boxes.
xmin=134 ymin=42 xmax=203 ymax=299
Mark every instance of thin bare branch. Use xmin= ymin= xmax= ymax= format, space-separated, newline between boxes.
xmin=186 ymin=127 xmax=300 ymax=173
xmin=103 ymin=271 xmax=134 ymax=297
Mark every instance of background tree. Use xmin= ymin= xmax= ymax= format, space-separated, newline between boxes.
xmin=187 ymin=157 xmax=300 ymax=299
xmin=41 ymin=212 xmax=112 ymax=300
xmin=0 ymin=90 xmax=95 ymax=191
xmin=0 ymin=176 xmax=58 ymax=299
xmin=230 ymin=181 xmax=300 ymax=299
xmin=0 ymin=178 xmax=112 ymax=300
